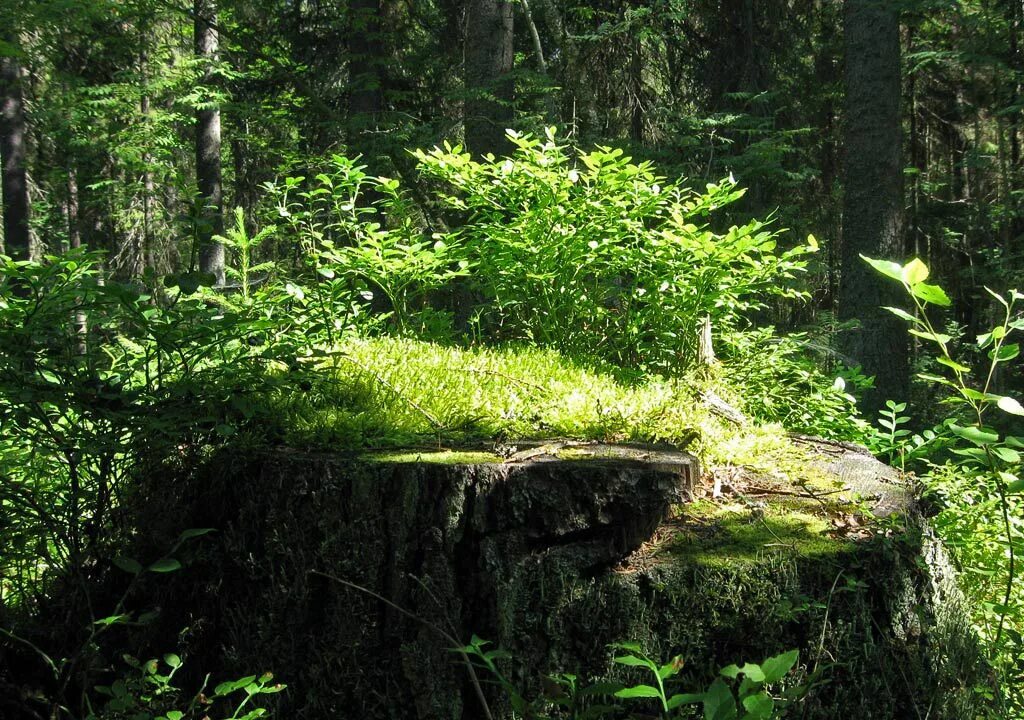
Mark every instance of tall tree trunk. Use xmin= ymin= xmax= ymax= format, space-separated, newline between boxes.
xmin=814 ymin=0 xmax=840 ymax=310
xmin=348 ymin=0 xmax=385 ymax=208
xmin=1011 ymin=0 xmax=1021 ymax=169
xmin=67 ymin=165 xmax=80 ymax=250
xmin=140 ymin=49 xmax=155 ymax=274
xmin=519 ymin=0 xmax=546 ymax=73
xmin=465 ymin=0 xmax=514 ymax=157
xmin=1008 ymin=0 xmax=1022 ymax=241
xmin=195 ymin=0 xmax=224 ymax=285
xmin=630 ymin=37 xmax=644 ymax=144
xmin=838 ymin=0 xmax=908 ymax=411
xmin=348 ymin=0 xmax=383 ymax=123
xmin=1 ymin=52 xmax=29 ymax=260
xmin=67 ymin=164 xmax=87 ymax=355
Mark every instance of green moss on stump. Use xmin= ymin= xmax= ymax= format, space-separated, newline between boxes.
xmin=663 ymin=500 xmax=851 ymax=567
xmin=366 ymin=449 xmax=502 ymax=464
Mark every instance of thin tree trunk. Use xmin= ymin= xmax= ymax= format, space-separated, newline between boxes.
xmin=141 ymin=50 xmax=155 ymax=274
xmin=1011 ymin=0 xmax=1021 ymax=169
xmin=465 ymin=0 xmax=514 ymax=157
xmin=838 ymin=0 xmax=908 ymax=412
xmin=813 ymin=0 xmax=839 ymax=310
xmin=66 ymin=165 xmax=88 ymax=355
xmin=232 ymin=135 xmax=247 ymax=219
xmin=519 ymin=0 xmax=546 ymax=73
xmin=1 ymin=52 xmax=29 ymax=260
xmin=348 ymin=0 xmax=385 ymax=208
xmin=348 ymin=0 xmax=384 ymax=122
xmin=630 ymin=37 xmax=643 ymax=144
xmin=195 ymin=0 xmax=224 ymax=285
xmin=67 ymin=165 xmax=80 ymax=250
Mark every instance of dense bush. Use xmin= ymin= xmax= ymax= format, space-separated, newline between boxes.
xmin=413 ymin=128 xmax=817 ymax=373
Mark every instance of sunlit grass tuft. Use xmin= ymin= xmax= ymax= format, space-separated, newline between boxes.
xmin=262 ymin=337 xmax=816 ymax=484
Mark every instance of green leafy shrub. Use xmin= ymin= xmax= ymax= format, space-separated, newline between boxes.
xmin=413 ymin=128 xmax=816 ymax=373
xmin=0 ymin=250 xmax=298 ymax=604
xmin=263 ymin=155 xmax=465 ymax=336
xmin=216 ymin=207 xmax=277 ymax=303
xmin=90 ymin=654 xmax=284 ymax=720
xmin=457 ymin=636 xmax=802 ymax=719
xmin=717 ymin=326 xmax=871 ymax=441
xmin=864 ymin=254 xmax=1024 ymax=716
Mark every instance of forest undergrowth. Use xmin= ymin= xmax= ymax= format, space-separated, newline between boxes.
xmin=0 ymin=134 xmax=1020 ymax=717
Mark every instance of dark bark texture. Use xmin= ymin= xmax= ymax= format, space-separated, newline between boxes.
xmin=348 ymin=0 xmax=384 ymax=122
xmin=347 ymin=0 xmax=385 ymax=205
xmin=1 ymin=53 xmax=29 ymax=260
xmin=195 ymin=0 xmax=224 ymax=284
xmin=465 ymin=0 xmax=514 ymax=157
xmin=839 ymin=0 xmax=908 ymax=411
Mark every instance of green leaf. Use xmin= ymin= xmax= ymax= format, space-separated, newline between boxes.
xmin=720 ymin=664 xmax=741 ymax=679
xmin=950 ymin=424 xmax=999 ymax=445
xmin=166 ymin=712 xmax=184 ymax=720
xmin=614 ymin=684 xmax=662 ymax=699
xmin=740 ymin=663 xmax=765 ymax=682
xmin=657 ymin=656 xmax=684 ymax=679
xmin=721 ymin=663 xmax=765 ymax=682
xmin=997 ymin=396 xmax=1024 ymax=416
xmin=177 ymin=528 xmax=215 ymax=542
xmin=908 ymin=328 xmax=951 ymax=344
xmin=668 ymin=693 xmax=705 ymax=709
xmin=989 ymin=344 xmax=1020 ymax=362
xmin=986 ymin=287 xmax=1009 ymax=308
xmin=861 ymin=255 xmax=903 ymax=282
xmin=703 ymin=678 xmax=738 ymax=720
xmin=917 ymin=372 xmax=956 ymax=387
xmin=901 ymin=258 xmax=929 ymax=285
xmin=911 ymin=282 xmax=952 ymax=306
xmin=883 ymin=306 xmax=920 ymax=324
xmin=994 ymin=447 xmax=1022 ymax=463
xmin=113 ymin=556 xmax=143 ymax=575
xmin=148 ymin=558 xmax=182 ymax=573
xmin=760 ymin=649 xmax=799 ymax=683
xmin=163 ymin=654 xmax=181 ymax=669
xmin=951 ymin=447 xmax=989 ymax=462
xmin=936 ymin=356 xmax=971 ymax=373
xmin=741 ymin=691 xmax=775 ymax=719
xmin=613 ymin=654 xmax=653 ymax=668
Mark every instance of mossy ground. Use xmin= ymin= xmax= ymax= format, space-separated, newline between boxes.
xmin=661 ymin=499 xmax=850 ymax=568
xmin=262 ymin=336 xmax=820 ymax=478
xmin=366 ymin=449 xmax=502 ymax=464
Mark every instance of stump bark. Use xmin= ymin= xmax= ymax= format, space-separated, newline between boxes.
xmin=128 ymin=442 xmax=981 ymax=720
